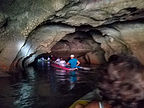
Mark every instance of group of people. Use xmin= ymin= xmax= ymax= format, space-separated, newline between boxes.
xmin=54 ymin=54 xmax=80 ymax=69
xmin=37 ymin=54 xmax=80 ymax=69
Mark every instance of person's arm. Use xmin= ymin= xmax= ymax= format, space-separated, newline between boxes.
xmin=77 ymin=60 xmax=80 ymax=66
xmin=66 ymin=62 xmax=70 ymax=65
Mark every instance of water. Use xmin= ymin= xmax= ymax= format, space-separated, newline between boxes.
xmin=0 ymin=64 xmax=96 ymax=108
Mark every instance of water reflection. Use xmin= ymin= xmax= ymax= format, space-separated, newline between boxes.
xmin=55 ymin=69 xmax=79 ymax=92
xmin=0 ymin=65 xmax=94 ymax=108
xmin=69 ymin=71 xmax=78 ymax=90
xmin=13 ymin=67 xmax=36 ymax=108
xmin=14 ymin=83 xmax=34 ymax=108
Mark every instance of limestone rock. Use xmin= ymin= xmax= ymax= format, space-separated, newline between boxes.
xmin=54 ymin=0 xmax=144 ymax=26
xmin=0 ymin=13 xmax=7 ymax=28
xmin=85 ymin=51 xmax=106 ymax=65
xmin=51 ymin=31 xmax=100 ymax=53
xmin=90 ymin=22 xmax=144 ymax=64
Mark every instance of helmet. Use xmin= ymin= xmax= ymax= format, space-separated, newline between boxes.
xmin=70 ymin=54 xmax=74 ymax=57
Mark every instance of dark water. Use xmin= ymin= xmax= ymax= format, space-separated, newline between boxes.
xmin=0 ymin=64 xmax=95 ymax=108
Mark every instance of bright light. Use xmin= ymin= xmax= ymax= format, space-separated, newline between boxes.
xmin=18 ymin=41 xmax=25 ymax=49
xmin=21 ymin=44 xmax=33 ymax=57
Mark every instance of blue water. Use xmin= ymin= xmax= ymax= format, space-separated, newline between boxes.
xmin=0 ymin=64 xmax=95 ymax=108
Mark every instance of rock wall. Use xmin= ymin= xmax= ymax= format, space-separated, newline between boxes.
xmin=97 ymin=22 xmax=144 ymax=64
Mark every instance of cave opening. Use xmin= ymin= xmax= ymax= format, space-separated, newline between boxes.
xmin=31 ymin=52 xmax=51 ymax=68
xmin=50 ymin=30 xmax=105 ymax=65
xmin=19 ymin=22 xmax=107 ymax=70
xmin=29 ymin=30 xmax=105 ymax=70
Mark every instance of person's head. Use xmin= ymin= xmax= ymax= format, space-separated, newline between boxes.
xmin=98 ymin=54 xmax=144 ymax=108
xmin=70 ymin=54 xmax=74 ymax=59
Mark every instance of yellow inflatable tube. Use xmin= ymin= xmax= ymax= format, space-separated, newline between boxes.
xmin=69 ymin=100 xmax=89 ymax=108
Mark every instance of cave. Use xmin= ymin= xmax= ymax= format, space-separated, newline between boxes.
xmin=0 ymin=0 xmax=144 ymax=108
xmin=0 ymin=0 xmax=144 ymax=72
xmin=11 ymin=19 xmax=144 ymax=71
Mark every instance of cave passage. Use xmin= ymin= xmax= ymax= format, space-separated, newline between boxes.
xmin=49 ymin=31 xmax=106 ymax=66
xmin=23 ymin=29 xmax=106 ymax=69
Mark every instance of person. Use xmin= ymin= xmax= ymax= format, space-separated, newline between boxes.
xmin=97 ymin=54 xmax=144 ymax=108
xmin=59 ymin=58 xmax=66 ymax=67
xmin=50 ymin=55 xmax=56 ymax=61
xmin=67 ymin=54 xmax=80 ymax=69
xmin=55 ymin=57 xmax=61 ymax=64
xmin=47 ymin=56 xmax=51 ymax=65
xmin=40 ymin=57 xmax=45 ymax=66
